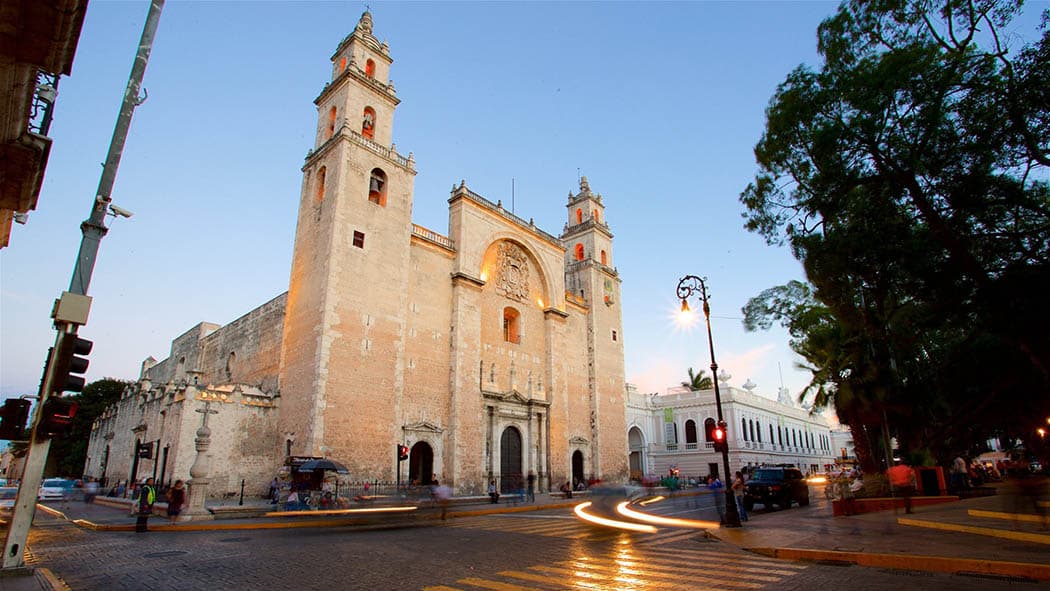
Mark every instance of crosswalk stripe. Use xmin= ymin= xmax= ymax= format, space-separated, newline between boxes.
xmin=653 ymin=546 xmax=808 ymax=570
xmin=498 ymin=570 xmax=572 ymax=588
xmin=558 ymin=556 xmax=786 ymax=583
xmin=603 ymin=552 xmax=802 ymax=577
xmin=638 ymin=530 xmax=700 ymax=546
xmin=457 ymin=577 xmax=538 ymax=591
xmin=531 ymin=563 xmax=764 ymax=590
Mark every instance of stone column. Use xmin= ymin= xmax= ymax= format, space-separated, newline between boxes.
xmin=182 ymin=393 xmax=218 ymax=521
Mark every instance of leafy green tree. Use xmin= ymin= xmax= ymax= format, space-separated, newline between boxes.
xmin=49 ymin=379 xmax=128 ymax=477
xmin=740 ymin=0 xmax=1050 ymax=467
xmin=681 ymin=367 xmax=713 ymax=391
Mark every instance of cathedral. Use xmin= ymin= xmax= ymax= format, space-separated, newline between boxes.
xmin=85 ymin=12 xmax=628 ymax=497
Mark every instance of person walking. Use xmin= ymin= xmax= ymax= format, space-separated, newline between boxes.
xmin=135 ymin=477 xmax=156 ymax=532
xmin=166 ymin=479 xmax=186 ymax=524
xmin=887 ymin=461 xmax=917 ymax=514
xmin=707 ymin=475 xmax=726 ymax=524
xmin=732 ymin=471 xmax=749 ymax=522
xmin=950 ymin=454 xmax=968 ymax=493
xmin=526 ymin=472 xmax=536 ymax=503
xmin=488 ymin=480 xmax=500 ymax=504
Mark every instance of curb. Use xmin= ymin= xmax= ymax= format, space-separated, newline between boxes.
xmin=748 ymin=547 xmax=1050 ymax=582
xmin=36 ymin=568 xmax=70 ymax=591
xmin=52 ymin=500 xmax=581 ymax=532
xmin=897 ymin=516 xmax=1050 ymax=545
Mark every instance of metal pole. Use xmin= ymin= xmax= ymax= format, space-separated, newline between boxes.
xmin=239 ymin=479 xmax=245 ymax=506
xmin=677 ymin=275 xmax=742 ymax=527
xmin=71 ymin=0 xmax=165 ymax=296
xmin=2 ymin=0 xmax=165 ymax=571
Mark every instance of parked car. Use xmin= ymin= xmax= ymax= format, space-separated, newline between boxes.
xmin=38 ymin=478 xmax=75 ymax=501
xmin=0 ymin=487 xmax=18 ymax=517
xmin=743 ymin=467 xmax=809 ymax=511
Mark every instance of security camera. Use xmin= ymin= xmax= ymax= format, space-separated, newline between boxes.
xmin=109 ymin=204 xmax=134 ymax=218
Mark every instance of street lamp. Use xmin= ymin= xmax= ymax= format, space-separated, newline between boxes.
xmin=676 ymin=275 xmax=742 ymax=527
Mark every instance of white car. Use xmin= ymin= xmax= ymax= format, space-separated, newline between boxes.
xmin=38 ymin=478 xmax=73 ymax=501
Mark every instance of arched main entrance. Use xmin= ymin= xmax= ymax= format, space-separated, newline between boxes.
xmin=628 ymin=427 xmax=645 ymax=481
xmin=571 ymin=450 xmax=585 ymax=487
xmin=408 ymin=441 xmax=433 ymax=485
xmin=500 ymin=426 xmax=522 ymax=493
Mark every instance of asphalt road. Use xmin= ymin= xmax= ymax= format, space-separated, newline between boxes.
xmin=22 ymin=500 xmax=1044 ymax=590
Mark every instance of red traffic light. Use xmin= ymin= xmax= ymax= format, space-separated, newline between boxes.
xmin=397 ymin=444 xmax=409 ymax=461
xmin=38 ymin=396 xmax=78 ymax=438
xmin=713 ymin=427 xmax=725 ymax=442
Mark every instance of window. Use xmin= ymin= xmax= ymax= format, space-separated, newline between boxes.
xmin=368 ymin=168 xmax=387 ymax=206
xmin=503 ymin=307 xmax=521 ymax=344
xmin=225 ymin=351 xmax=235 ymax=380
xmin=769 ymin=425 xmax=775 ymax=443
xmin=704 ymin=418 xmax=716 ymax=442
xmin=778 ymin=426 xmax=783 ymax=446
xmin=365 ymin=58 xmax=376 ymax=78
xmin=576 ymin=208 xmax=582 ymax=224
xmin=600 ymin=250 xmax=607 ymax=265
xmin=353 ymin=231 xmax=365 ymax=248
xmin=742 ymin=418 xmax=748 ymax=441
xmin=339 ymin=56 xmax=347 ymax=72
xmin=611 ymin=330 xmax=617 ymax=342
xmin=327 ymin=106 xmax=337 ymax=139
xmin=685 ymin=420 xmax=697 ymax=449
xmin=749 ymin=420 xmax=755 ymax=442
xmin=574 ymin=243 xmax=584 ymax=261
xmin=756 ymin=421 xmax=762 ymax=443
xmin=315 ymin=167 xmax=326 ymax=204
xmin=362 ymin=107 xmax=376 ymax=139
xmin=594 ymin=210 xmax=600 ymax=223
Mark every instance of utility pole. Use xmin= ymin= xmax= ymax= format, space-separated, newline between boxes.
xmin=2 ymin=0 xmax=165 ymax=571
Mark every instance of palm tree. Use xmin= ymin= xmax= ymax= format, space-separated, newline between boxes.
xmin=682 ymin=367 xmax=713 ymax=391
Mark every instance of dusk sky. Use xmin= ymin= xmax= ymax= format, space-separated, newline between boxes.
xmin=2 ymin=1 xmax=1044 ymax=410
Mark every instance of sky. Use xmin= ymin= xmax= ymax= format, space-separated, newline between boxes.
xmin=2 ymin=1 xmax=1044 ymax=409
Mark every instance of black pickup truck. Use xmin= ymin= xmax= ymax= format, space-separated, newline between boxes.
xmin=743 ymin=467 xmax=810 ymax=511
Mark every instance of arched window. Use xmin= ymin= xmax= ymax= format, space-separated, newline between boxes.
xmin=362 ymin=107 xmax=376 ymax=139
xmin=316 ymin=167 xmax=326 ymax=204
xmin=741 ymin=418 xmax=748 ymax=441
xmin=769 ymin=425 xmax=774 ymax=443
xmin=576 ymin=208 xmax=582 ymax=224
xmin=503 ymin=307 xmax=520 ymax=344
xmin=326 ymin=106 xmax=337 ymax=139
xmin=704 ymin=418 xmax=716 ymax=442
xmin=594 ymin=210 xmax=600 ymax=223
xmin=756 ymin=421 xmax=762 ymax=443
xmin=778 ymin=426 xmax=784 ymax=446
xmin=749 ymin=420 xmax=755 ymax=442
xmin=368 ymin=168 xmax=386 ymax=206
xmin=225 ymin=351 xmax=235 ymax=380
xmin=600 ymin=250 xmax=607 ymax=265
xmin=574 ymin=243 xmax=584 ymax=261
xmin=365 ymin=58 xmax=376 ymax=78
xmin=685 ymin=420 xmax=697 ymax=447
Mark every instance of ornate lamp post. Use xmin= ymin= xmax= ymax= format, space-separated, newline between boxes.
xmin=676 ymin=275 xmax=742 ymax=527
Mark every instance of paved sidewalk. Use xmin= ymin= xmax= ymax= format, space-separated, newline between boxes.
xmin=709 ymin=479 xmax=1050 ymax=582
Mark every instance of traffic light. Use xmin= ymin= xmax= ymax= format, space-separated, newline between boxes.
xmin=0 ymin=398 xmax=31 ymax=440
xmin=51 ymin=335 xmax=92 ymax=394
xmin=397 ymin=444 xmax=409 ymax=461
xmin=712 ymin=421 xmax=727 ymax=453
xmin=37 ymin=396 xmax=78 ymax=438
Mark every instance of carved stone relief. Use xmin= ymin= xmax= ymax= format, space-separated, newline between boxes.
xmin=494 ymin=242 xmax=530 ymax=302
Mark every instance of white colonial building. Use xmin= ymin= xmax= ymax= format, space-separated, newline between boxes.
xmin=626 ymin=374 xmax=836 ymax=481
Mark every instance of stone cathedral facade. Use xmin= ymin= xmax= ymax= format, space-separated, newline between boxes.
xmin=85 ymin=12 xmax=628 ymax=497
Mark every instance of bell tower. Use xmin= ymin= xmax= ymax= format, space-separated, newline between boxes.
xmin=278 ymin=10 xmax=417 ymax=478
xmin=561 ymin=177 xmax=627 ymax=479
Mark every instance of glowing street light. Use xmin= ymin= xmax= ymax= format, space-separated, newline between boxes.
xmin=676 ymin=275 xmax=742 ymax=527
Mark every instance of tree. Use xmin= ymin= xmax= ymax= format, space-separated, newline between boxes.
xmin=739 ymin=0 xmax=1050 ymax=467
xmin=48 ymin=379 xmax=128 ymax=477
xmin=681 ymin=367 xmax=713 ymax=391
